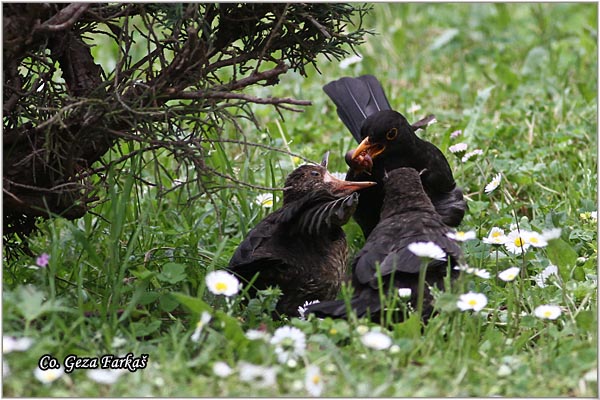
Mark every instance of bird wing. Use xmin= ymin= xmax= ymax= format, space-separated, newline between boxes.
xmin=353 ymin=214 xmax=462 ymax=287
xmin=323 ymin=75 xmax=391 ymax=142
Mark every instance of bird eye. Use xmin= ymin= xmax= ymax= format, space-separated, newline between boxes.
xmin=386 ymin=128 xmax=398 ymax=141
xmin=310 ymin=171 xmax=320 ymax=177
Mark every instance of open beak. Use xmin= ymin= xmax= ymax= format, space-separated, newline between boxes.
xmin=351 ymin=137 xmax=386 ymax=162
xmin=323 ymin=170 xmax=376 ymax=195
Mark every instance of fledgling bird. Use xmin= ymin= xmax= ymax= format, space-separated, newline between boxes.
xmin=306 ymin=167 xmax=462 ymax=323
xmin=323 ymin=75 xmax=467 ymax=238
xmin=227 ymin=152 xmax=376 ymax=318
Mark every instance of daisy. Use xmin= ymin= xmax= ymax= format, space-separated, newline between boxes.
xmin=533 ymin=305 xmax=561 ymax=320
xmin=270 ymin=326 xmax=306 ymax=364
xmin=190 ymin=311 xmax=212 ymax=342
xmin=305 ymin=365 xmax=324 ymax=397
xmin=498 ymin=267 xmax=520 ymax=282
xmin=461 ymin=149 xmax=483 ymax=162
xmin=482 ymin=227 xmax=506 ymax=244
xmin=255 ymin=193 xmax=274 ymax=208
xmin=484 ymin=173 xmax=502 ymax=194
xmin=212 ymin=361 xmax=234 ymax=377
xmin=297 ymin=299 xmax=321 ymax=320
xmin=360 ymin=331 xmax=392 ymax=350
xmin=473 ymin=268 xmax=491 ymax=279
xmin=448 ymin=143 xmax=468 ymax=156
xmin=533 ymin=264 xmax=559 ymax=288
xmin=591 ymin=211 xmax=598 ymax=221
xmin=504 ymin=230 xmax=531 ymax=254
xmin=36 ymin=253 xmax=50 ymax=267
xmin=3 ymin=336 xmax=33 ymax=353
xmin=457 ymin=292 xmax=488 ymax=312
xmin=524 ymin=231 xmax=548 ymax=248
xmin=541 ymin=228 xmax=561 ymax=241
xmin=245 ymin=329 xmax=271 ymax=341
xmin=87 ymin=369 xmax=125 ymax=384
xmin=339 ymin=54 xmax=362 ymax=69
xmin=205 ymin=270 xmax=240 ymax=296
xmin=397 ymin=288 xmax=412 ymax=298
xmin=34 ymin=366 xmax=65 ymax=384
xmin=238 ymin=362 xmax=277 ymax=387
xmin=446 ymin=230 xmax=476 ymax=242
xmin=407 ymin=242 xmax=446 ymax=261
xmin=450 ymin=129 xmax=462 ymax=139
xmin=407 ymin=103 xmax=421 ymax=114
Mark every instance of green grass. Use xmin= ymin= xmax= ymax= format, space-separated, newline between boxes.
xmin=3 ymin=3 xmax=597 ymax=397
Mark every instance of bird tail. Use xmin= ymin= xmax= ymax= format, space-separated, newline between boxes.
xmin=323 ymin=75 xmax=391 ymax=142
xmin=305 ymin=290 xmax=381 ymax=319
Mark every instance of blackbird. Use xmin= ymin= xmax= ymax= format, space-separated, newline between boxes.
xmin=323 ymin=75 xmax=467 ymax=238
xmin=227 ymin=152 xmax=376 ymax=318
xmin=306 ymin=167 xmax=462 ymax=323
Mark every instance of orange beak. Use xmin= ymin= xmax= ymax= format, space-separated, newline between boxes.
xmin=323 ymin=170 xmax=376 ymax=195
xmin=351 ymin=137 xmax=386 ymax=162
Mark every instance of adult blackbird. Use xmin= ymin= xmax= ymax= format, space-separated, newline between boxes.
xmin=227 ymin=152 xmax=376 ymax=318
xmin=306 ymin=167 xmax=462 ymax=323
xmin=323 ymin=75 xmax=467 ymax=238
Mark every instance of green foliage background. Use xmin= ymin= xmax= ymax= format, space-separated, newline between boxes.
xmin=3 ymin=3 xmax=597 ymax=396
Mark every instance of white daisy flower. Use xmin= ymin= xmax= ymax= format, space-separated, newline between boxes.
xmin=297 ymin=299 xmax=321 ymax=320
xmin=305 ymin=365 xmax=324 ymax=397
xmin=448 ymin=143 xmax=468 ymax=155
xmin=407 ymin=103 xmax=422 ymax=114
xmin=212 ymin=361 xmax=234 ymax=377
xmin=450 ymin=130 xmax=462 ymax=138
xmin=498 ymin=267 xmax=520 ymax=282
xmin=191 ymin=311 xmax=212 ymax=342
xmin=457 ymin=292 xmax=488 ymax=312
xmin=461 ymin=149 xmax=484 ymax=162
xmin=541 ymin=228 xmax=561 ymax=241
xmin=270 ymin=326 xmax=306 ymax=364
xmin=245 ymin=329 xmax=271 ymax=341
xmin=473 ymin=268 xmax=491 ymax=279
xmin=446 ymin=230 xmax=477 ymax=242
xmin=339 ymin=54 xmax=362 ymax=69
xmin=34 ymin=366 xmax=65 ymax=384
xmin=87 ymin=369 xmax=125 ymax=384
xmin=524 ymin=231 xmax=548 ymax=248
xmin=504 ymin=230 xmax=531 ymax=254
xmin=397 ymin=288 xmax=412 ymax=298
xmin=360 ymin=331 xmax=392 ymax=350
xmin=533 ymin=304 xmax=562 ymax=320
xmin=484 ymin=173 xmax=502 ymax=194
xmin=3 ymin=336 xmax=33 ymax=353
xmin=534 ymin=265 xmax=559 ymax=288
xmin=482 ymin=227 xmax=507 ymax=245
xmin=591 ymin=211 xmax=597 ymax=221
xmin=407 ymin=242 xmax=446 ymax=261
xmin=255 ymin=193 xmax=274 ymax=208
xmin=238 ymin=362 xmax=277 ymax=387
xmin=205 ymin=270 xmax=240 ymax=296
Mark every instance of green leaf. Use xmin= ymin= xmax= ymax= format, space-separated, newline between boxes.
xmin=575 ymin=310 xmax=595 ymax=331
xmin=215 ymin=310 xmax=248 ymax=346
xmin=159 ymin=293 xmax=179 ymax=312
xmin=157 ymin=262 xmax=187 ymax=284
xmin=171 ymin=292 xmax=212 ymax=315
xmin=130 ymin=319 xmax=161 ymax=337
xmin=545 ymin=239 xmax=578 ymax=280
xmin=393 ymin=313 xmax=422 ymax=339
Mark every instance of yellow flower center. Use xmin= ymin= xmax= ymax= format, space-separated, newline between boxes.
xmin=457 ymin=232 xmax=465 ymax=238
xmin=514 ymin=237 xmax=523 ymax=247
xmin=215 ymin=282 xmax=228 ymax=292
xmin=312 ymin=375 xmax=321 ymax=384
xmin=543 ymin=311 xmax=552 ymax=318
xmin=468 ymin=299 xmax=477 ymax=306
xmin=329 ymin=328 xmax=338 ymax=335
xmin=492 ymin=231 xmax=501 ymax=238
xmin=530 ymin=237 xmax=538 ymax=244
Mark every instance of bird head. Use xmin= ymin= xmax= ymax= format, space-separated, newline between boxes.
xmin=347 ymin=110 xmax=415 ymax=172
xmin=283 ymin=152 xmax=376 ymax=204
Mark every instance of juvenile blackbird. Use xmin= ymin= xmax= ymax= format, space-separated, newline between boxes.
xmin=323 ymin=75 xmax=467 ymax=238
xmin=227 ymin=152 xmax=376 ymax=318
xmin=306 ymin=167 xmax=462 ymax=323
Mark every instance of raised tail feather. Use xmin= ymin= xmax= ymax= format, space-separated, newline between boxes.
xmin=323 ymin=75 xmax=391 ymax=142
